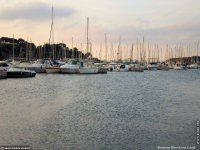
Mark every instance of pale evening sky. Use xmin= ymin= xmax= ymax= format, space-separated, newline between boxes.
xmin=0 ymin=0 xmax=199 ymax=59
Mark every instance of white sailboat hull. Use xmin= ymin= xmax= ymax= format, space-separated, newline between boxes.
xmin=189 ymin=64 xmax=198 ymax=69
xmin=173 ymin=66 xmax=184 ymax=70
xmin=147 ymin=64 xmax=158 ymax=71
xmin=28 ymin=66 xmax=47 ymax=73
xmin=61 ymin=68 xmax=80 ymax=74
xmin=79 ymin=67 xmax=98 ymax=74
xmin=111 ymin=68 xmax=129 ymax=72
xmin=60 ymin=64 xmax=80 ymax=74
xmin=46 ymin=67 xmax=61 ymax=73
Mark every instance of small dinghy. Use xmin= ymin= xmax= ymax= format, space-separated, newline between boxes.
xmin=7 ymin=68 xmax=36 ymax=78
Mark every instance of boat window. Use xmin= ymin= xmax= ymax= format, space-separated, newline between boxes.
xmin=120 ymin=65 xmax=125 ymax=69
xmin=0 ymin=63 xmax=9 ymax=67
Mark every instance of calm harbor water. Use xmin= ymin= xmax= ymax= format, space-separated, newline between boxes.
xmin=0 ymin=70 xmax=200 ymax=150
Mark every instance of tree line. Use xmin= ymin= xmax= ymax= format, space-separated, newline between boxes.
xmin=0 ymin=37 xmax=91 ymax=61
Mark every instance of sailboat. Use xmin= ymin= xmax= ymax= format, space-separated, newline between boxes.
xmin=173 ymin=45 xmax=185 ymax=70
xmin=46 ymin=6 xmax=61 ymax=73
xmin=147 ymin=44 xmax=158 ymax=71
xmin=27 ymin=59 xmax=50 ymax=73
xmin=189 ymin=42 xmax=199 ymax=69
xmin=7 ymin=35 xmax=36 ymax=78
xmin=79 ymin=17 xmax=98 ymax=74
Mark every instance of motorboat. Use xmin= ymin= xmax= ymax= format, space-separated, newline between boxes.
xmin=15 ymin=61 xmax=32 ymax=70
xmin=0 ymin=61 xmax=11 ymax=71
xmin=7 ymin=68 xmax=36 ymax=78
xmin=118 ymin=64 xmax=129 ymax=72
xmin=107 ymin=63 xmax=129 ymax=72
xmin=46 ymin=59 xmax=63 ymax=73
xmin=28 ymin=59 xmax=51 ymax=73
xmin=94 ymin=63 xmax=107 ymax=74
xmin=189 ymin=63 xmax=198 ymax=69
xmin=107 ymin=62 xmax=118 ymax=72
xmin=173 ymin=64 xmax=184 ymax=70
xmin=60 ymin=60 xmax=80 ymax=74
xmin=51 ymin=60 xmax=66 ymax=66
xmin=60 ymin=64 xmax=80 ymax=74
xmin=129 ymin=64 xmax=144 ymax=72
xmin=157 ymin=63 xmax=169 ymax=71
xmin=147 ymin=62 xmax=158 ymax=71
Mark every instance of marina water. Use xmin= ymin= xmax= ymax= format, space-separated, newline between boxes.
xmin=0 ymin=70 xmax=200 ymax=150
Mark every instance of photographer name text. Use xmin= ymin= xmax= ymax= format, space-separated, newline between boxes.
xmin=157 ymin=146 xmax=195 ymax=150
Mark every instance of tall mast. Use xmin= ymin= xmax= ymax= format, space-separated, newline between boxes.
xmin=147 ymin=42 xmax=149 ymax=63
xmin=12 ymin=34 xmax=14 ymax=62
xmin=142 ymin=36 xmax=145 ymax=63
xmin=99 ymin=43 xmax=102 ymax=60
xmin=29 ymin=39 xmax=32 ymax=61
xmin=117 ymin=36 xmax=121 ymax=62
xmin=105 ymin=33 xmax=108 ymax=61
xmin=90 ymin=42 xmax=92 ymax=56
xmin=166 ymin=44 xmax=168 ymax=61
xmin=86 ymin=17 xmax=89 ymax=54
xmin=197 ymin=41 xmax=199 ymax=63
xmin=157 ymin=44 xmax=159 ymax=62
xmin=49 ymin=5 xmax=54 ymax=59
xmin=137 ymin=38 xmax=138 ymax=62
xmin=86 ymin=17 xmax=89 ymax=66
xmin=52 ymin=6 xmax=55 ymax=59
xmin=110 ymin=42 xmax=113 ymax=61
xmin=154 ymin=44 xmax=156 ymax=62
xmin=72 ymin=37 xmax=74 ymax=58
xmin=80 ymin=43 xmax=83 ymax=59
xmin=130 ymin=43 xmax=134 ymax=61
xmin=140 ymin=42 xmax=142 ymax=64
xmin=26 ymin=37 xmax=28 ymax=61
xmin=147 ymin=43 xmax=150 ymax=63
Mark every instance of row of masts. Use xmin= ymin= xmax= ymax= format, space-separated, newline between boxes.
xmin=10 ymin=33 xmax=199 ymax=63
xmin=85 ymin=36 xmax=200 ymax=63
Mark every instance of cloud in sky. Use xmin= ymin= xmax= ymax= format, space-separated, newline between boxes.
xmin=0 ymin=0 xmax=200 ymax=55
xmin=0 ymin=2 xmax=76 ymax=21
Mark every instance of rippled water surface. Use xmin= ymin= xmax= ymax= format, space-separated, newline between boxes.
xmin=0 ymin=70 xmax=200 ymax=150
